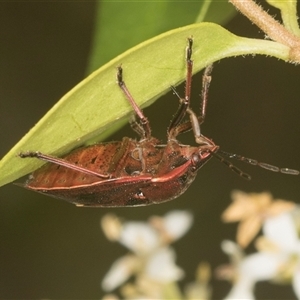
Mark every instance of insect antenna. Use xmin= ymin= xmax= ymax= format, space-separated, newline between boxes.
xmin=218 ymin=150 xmax=300 ymax=176
xmin=209 ymin=150 xmax=252 ymax=180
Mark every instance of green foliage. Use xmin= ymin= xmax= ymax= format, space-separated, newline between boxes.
xmin=0 ymin=0 xmax=296 ymax=187
xmin=87 ymin=0 xmax=236 ymax=73
xmin=0 ymin=23 xmax=290 ymax=187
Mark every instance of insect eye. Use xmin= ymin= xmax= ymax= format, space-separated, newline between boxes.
xmin=190 ymin=154 xmax=200 ymax=171
xmin=191 ymin=154 xmax=200 ymax=166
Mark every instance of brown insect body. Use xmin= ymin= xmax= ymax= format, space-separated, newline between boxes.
xmin=24 ymin=136 xmax=217 ymax=207
xmin=19 ymin=38 xmax=299 ymax=206
xmin=19 ymin=38 xmax=221 ymax=207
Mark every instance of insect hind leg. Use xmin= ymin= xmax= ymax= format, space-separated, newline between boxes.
xmin=19 ymin=151 xmax=110 ymax=178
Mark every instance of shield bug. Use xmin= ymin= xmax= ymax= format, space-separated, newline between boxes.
xmin=19 ymin=38 xmax=299 ymax=207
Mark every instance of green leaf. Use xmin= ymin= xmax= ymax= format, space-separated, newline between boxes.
xmin=196 ymin=0 xmax=237 ymax=24
xmin=0 ymin=23 xmax=290 ymax=187
xmin=87 ymin=0 xmax=236 ymax=73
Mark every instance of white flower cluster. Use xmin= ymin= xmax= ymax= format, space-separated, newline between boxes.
xmin=100 ymin=191 xmax=300 ymax=300
xmin=219 ymin=191 xmax=300 ymax=300
xmin=101 ymin=210 xmax=199 ymax=299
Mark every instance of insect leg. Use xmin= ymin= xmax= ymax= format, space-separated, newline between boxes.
xmin=199 ymin=64 xmax=213 ymax=125
xmin=167 ymin=38 xmax=213 ymax=141
xmin=176 ymin=64 xmax=213 ymax=135
xmin=170 ymin=63 xmax=213 ymax=146
xmin=117 ymin=66 xmax=151 ymax=139
xmin=168 ymin=37 xmax=193 ymax=140
xmin=19 ymin=151 xmax=110 ymax=178
xmin=129 ymin=115 xmax=146 ymax=138
xmin=183 ymin=64 xmax=214 ymax=144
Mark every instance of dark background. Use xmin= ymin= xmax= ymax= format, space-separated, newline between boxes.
xmin=1 ymin=1 xmax=300 ymax=299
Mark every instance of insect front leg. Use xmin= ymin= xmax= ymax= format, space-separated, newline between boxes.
xmin=167 ymin=37 xmax=213 ymax=141
xmin=167 ymin=37 xmax=194 ymax=140
xmin=185 ymin=64 xmax=214 ymax=146
xmin=199 ymin=64 xmax=213 ymax=125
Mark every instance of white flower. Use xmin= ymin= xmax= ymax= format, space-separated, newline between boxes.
xmin=145 ymin=247 xmax=184 ymax=282
xmin=220 ymin=207 xmax=300 ymax=300
xmin=120 ymin=222 xmax=159 ymax=254
xmin=160 ymin=210 xmax=193 ymax=241
xmin=263 ymin=211 xmax=300 ymax=253
xmin=100 ymin=210 xmax=192 ymax=296
xmin=222 ymin=190 xmax=295 ymax=248
xmin=102 ymin=255 xmax=139 ymax=291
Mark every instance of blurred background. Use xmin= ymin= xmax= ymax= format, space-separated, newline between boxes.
xmin=1 ymin=1 xmax=300 ymax=299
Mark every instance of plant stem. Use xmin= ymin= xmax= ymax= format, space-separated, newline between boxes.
xmin=229 ymin=0 xmax=300 ymax=62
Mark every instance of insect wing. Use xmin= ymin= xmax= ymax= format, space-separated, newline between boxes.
xmin=21 ymin=175 xmax=153 ymax=207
